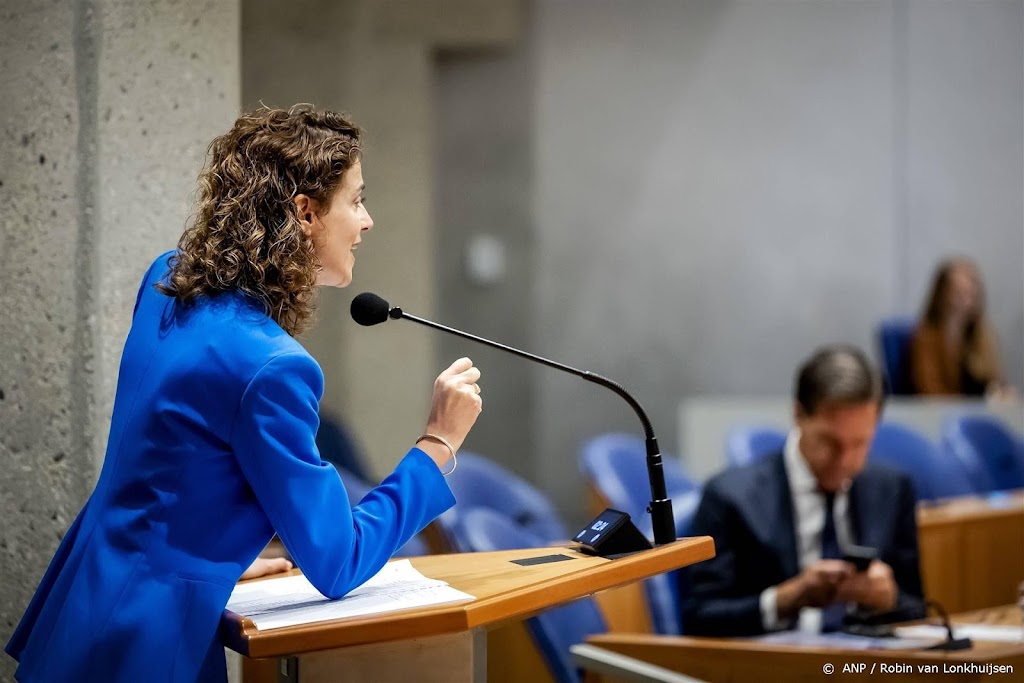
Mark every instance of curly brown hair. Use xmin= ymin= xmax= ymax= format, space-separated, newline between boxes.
xmin=158 ymin=105 xmax=363 ymax=336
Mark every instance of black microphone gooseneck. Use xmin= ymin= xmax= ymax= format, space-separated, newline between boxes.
xmin=924 ymin=599 xmax=972 ymax=651
xmin=351 ymin=292 xmax=676 ymax=546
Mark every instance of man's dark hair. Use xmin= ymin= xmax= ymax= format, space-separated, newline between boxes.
xmin=795 ymin=345 xmax=884 ymax=415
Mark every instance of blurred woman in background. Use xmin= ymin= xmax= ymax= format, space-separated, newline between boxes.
xmin=910 ymin=257 xmax=1012 ymax=399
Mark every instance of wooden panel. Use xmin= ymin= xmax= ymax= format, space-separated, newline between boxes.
xmin=487 ymin=620 xmax=555 ymax=683
xmin=917 ymin=490 xmax=1024 ymax=614
xmin=960 ymin=514 xmax=1024 ymax=610
xmin=593 ymin=582 xmax=654 ymax=634
xmin=241 ymin=657 xmax=277 ymax=683
xmin=294 ymin=631 xmax=477 ymax=683
xmin=917 ymin=513 xmax=966 ymax=612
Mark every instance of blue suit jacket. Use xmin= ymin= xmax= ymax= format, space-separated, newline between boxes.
xmin=681 ymin=452 xmax=925 ymax=636
xmin=7 ymin=252 xmax=455 ymax=682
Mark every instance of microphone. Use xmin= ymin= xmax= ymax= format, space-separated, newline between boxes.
xmin=350 ymin=291 xmax=676 ymax=546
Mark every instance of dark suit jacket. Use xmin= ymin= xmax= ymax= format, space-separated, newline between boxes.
xmin=682 ymin=452 xmax=925 ymax=636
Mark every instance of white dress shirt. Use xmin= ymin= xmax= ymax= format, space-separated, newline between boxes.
xmin=759 ymin=429 xmax=853 ymax=633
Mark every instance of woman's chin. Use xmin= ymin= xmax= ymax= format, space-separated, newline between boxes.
xmin=316 ymin=271 xmax=353 ymax=288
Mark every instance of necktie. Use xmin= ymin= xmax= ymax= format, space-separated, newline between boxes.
xmin=820 ymin=492 xmax=846 ymax=632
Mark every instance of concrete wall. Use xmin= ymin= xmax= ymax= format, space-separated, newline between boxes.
xmin=438 ymin=0 xmax=1023 ymax=525
xmin=0 ymin=0 xmax=239 ymax=674
xmin=436 ymin=46 xmax=537 ymax=479
xmin=244 ymin=0 xmax=525 ymax=478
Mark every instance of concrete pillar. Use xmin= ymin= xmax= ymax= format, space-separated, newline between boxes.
xmin=0 ymin=0 xmax=239 ymax=675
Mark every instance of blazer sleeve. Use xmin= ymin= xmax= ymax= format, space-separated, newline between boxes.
xmin=884 ymin=475 xmax=927 ymax=621
xmin=133 ymin=250 xmax=175 ymax=319
xmin=681 ymin=484 xmax=766 ymax=636
xmin=230 ymin=351 xmax=455 ymax=599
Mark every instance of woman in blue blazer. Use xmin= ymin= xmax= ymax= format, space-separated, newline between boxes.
xmin=6 ymin=106 xmax=483 ymax=682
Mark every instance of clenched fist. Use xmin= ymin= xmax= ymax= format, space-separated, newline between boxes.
xmin=418 ymin=357 xmax=483 ymax=471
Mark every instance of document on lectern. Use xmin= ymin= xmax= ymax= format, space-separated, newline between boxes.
xmin=226 ymin=559 xmax=475 ymax=630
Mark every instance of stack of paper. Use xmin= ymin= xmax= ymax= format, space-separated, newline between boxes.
xmin=752 ymin=631 xmax=941 ymax=651
xmin=226 ymin=559 xmax=475 ymax=630
xmin=895 ymin=624 xmax=1024 ymax=644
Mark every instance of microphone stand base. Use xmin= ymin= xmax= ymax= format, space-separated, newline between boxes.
xmin=926 ymin=638 xmax=973 ymax=651
xmin=572 ymin=508 xmax=653 ymax=558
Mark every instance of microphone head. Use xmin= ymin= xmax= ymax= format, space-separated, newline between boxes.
xmin=350 ymin=292 xmax=391 ymax=326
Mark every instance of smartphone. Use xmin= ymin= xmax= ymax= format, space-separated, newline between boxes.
xmin=842 ymin=544 xmax=878 ymax=572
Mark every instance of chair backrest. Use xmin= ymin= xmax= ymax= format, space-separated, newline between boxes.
xmin=578 ymin=433 xmax=698 ymax=636
xmin=334 ymin=466 xmax=429 ymax=558
xmin=941 ymin=413 xmax=1024 ymax=492
xmin=451 ymin=507 xmax=607 ymax=683
xmin=316 ymin=411 xmax=373 ymax=482
xmin=724 ymin=426 xmax=787 ymax=468
xmin=877 ymin=316 xmax=917 ymax=395
xmin=436 ymin=452 xmax=569 ymax=551
xmin=579 ymin=433 xmax=697 ymax=525
xmin=868 ymin=421 xmax=976 ymax=501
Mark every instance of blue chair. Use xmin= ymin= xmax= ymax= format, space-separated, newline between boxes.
xmin=579 ymin=433 xmax=698 ymax=635
xmin=334 ymin=466 xmax=430 ymax=558
xmin=316 ymin=411 xmax=373 ymax=482
xmin=877 ymin=316 xmax=917 ymax=395
xmin=942 ymin=413 xmax=1024 ymax=492
xmin=868 ymin=421 xmax=976 ymax=501
xmin=579 ymin=433 xmax=697 ymax=530
xmin=436 ymin=452 xmax=569 ymax=552
xmin=724 ymin=426 xmax=787 ymax=468
xmin=450 ymin=507 xmax=607 ymax=683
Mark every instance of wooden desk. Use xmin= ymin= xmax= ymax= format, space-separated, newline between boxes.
xmin=917 ymin=490 xmax=1024 ymax=613
xmin=230 ymin=538 xmax=715 ymax=682
xmin=586 ymin=605 xmax=1024 ymax=683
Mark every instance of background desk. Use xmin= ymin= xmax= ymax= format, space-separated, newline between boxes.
xmin=918 ymin=490 xmax=1024 ymax=614
xmin=586 ymin=604 xmax=1024 ymax=683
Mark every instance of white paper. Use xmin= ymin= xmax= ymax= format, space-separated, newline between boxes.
xmin=752 ymin=631 xmax=941 ymax=650
xmin=226 ymin=559 xmax=475 ymax=631
xmin=894 ymin=623 xmax=1024 ymax=644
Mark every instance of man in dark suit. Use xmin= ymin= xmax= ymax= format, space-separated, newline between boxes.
xmin=682 ymin=345 xmax=926 ymax=636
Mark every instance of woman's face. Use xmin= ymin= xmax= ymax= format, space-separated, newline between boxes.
xmin=309 ymin=160 xmax=373 ymax=288
xmin=944 ymin=265 xmax=981 ymax=321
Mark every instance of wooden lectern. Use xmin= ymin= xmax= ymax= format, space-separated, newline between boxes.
xmin=223 ymin=537 xmax=714 ymax=683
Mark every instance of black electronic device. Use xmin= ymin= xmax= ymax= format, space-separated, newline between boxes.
xmin=842 ymin=544 xmax=878 ymax=572
xmin=573 ymin=508 xmax=653 ymax=557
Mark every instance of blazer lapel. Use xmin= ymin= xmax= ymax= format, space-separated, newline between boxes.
xmin=770 ymin=453 xmax=800 ymax=578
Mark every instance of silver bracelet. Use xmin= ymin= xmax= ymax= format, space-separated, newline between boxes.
xmin=416 ymin=433 xmax=457 ymax=476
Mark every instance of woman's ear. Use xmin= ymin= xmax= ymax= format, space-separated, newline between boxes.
xmin=293 ymin=194 xmax=317 ymax=236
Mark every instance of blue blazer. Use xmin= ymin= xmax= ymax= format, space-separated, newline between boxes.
xmin=681 ymin=452 xmax=925 ymax=636
xmin=7 ymin=252 xmax=455 ymax=682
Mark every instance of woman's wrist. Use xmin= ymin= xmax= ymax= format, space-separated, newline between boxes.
xmin=415 ymin=434 xmax=457 ymax=475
